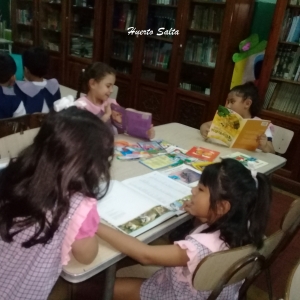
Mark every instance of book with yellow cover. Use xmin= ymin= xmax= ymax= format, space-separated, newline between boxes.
xmin=207 ymin=105 xmax=270 ymax=151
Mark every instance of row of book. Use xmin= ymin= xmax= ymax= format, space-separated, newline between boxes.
xmin=272 ymin=45 xmax=300 ymax=81
xmin=17 ymin=9 xmax=33 ymax=25
xmin=150 ymin=0 xmax=179 ymax=4
xmin=113 ymin=3 xmax=137 ymax=30
xmin=43 ymin=40 xmax=60 ymax=51
xmin=143 ymin=41 xmax=172 ymax=69
xmin=290 ymin=0 xmax=300 ymax=5
xmin=43 ymin=12 xmax=61 ymax=31
xmin=280 ymin=10 xmax=300 ymax=43
xmin=70 ymin=37 xmax=93 ymax=58
xmin=263 ymin=82 xmax=300 ymax=116
xmin=112 ymin=35 xmax=135 ymax=61
xmin=179 ymin=82 xmax=210 ymax=94
xmin=184 ymin=36 xmax=219 ymax=67
xmin=190 ymin=5 xmax=224 ymax=32
xmin=73 ymin=0 xmax=94 ymax=7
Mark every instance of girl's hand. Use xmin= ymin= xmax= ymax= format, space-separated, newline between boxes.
xmin=257 ymin=133 xmax=268 ymax=149
xmin=101 ymin=103 xmax=112 ymax=123
xmin=147 ymin=125 xmax=155 ymax=139
xmin=182 ymin=200 xmax=195 ymax=216
xmin=200 ymin=121 xmax=212 ymax=139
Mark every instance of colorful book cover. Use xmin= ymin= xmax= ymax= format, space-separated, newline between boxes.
xmin=186 ymin=146 xmax=220 ymax=161
xmin=222 ymin=152 xmax=268 ymax=169
xmin=111 ymin=103 xmax=152 ymax=140
xmin=207 ymin=105 xmax=271 ymax=151
xmin=138 ymin=141 xmax=166 ymax=155
xmin=114 ymin=140 xmax=152 ymax=160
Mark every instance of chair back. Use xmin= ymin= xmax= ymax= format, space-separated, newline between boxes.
xmin=272 ymin=125 xmax=294 ymax=154
xmin=281 ymin=199 xmax=300 ymax=233
xmin=0 ymin=115 xmax=29 ymax=138
xmin=28 ymin=113 xmax=48 ymax=128
xmin=111 ymin=85 xmax=119 ymax=100
xmin=192 ymin=244 xmax=262 ymax=299
xmin=285 ymin=258 xmax=300 ymax=300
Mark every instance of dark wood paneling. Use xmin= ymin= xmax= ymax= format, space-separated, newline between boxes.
xmin=65 ymin=60 xmax=87 ymax=90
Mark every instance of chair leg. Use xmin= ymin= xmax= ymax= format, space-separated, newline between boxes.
xmin=265 ymin=268 xmax=273 ymax=300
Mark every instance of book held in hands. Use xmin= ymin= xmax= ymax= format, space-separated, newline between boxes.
xmin=111 ymin=103 xmax=152 ymax=139
xmin=207 ymin=105 xmax=271 ymax=151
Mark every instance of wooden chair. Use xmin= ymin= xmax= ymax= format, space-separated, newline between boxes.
xmin=272 ymin=125 xmax=294 ymax=154
xmin=283 ymin=257 xmax=300 ymax=300
xmin=240 ymin=199 xmax=300 ymax=300
xmin=0 ymin=115 xmax=30 ymax=138
xmin=192 ymin=244 xmax=265 ymax=300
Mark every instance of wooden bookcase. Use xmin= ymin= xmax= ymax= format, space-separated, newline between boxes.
xmin=257 ymin=0 xmax=300 ymax=195
xmin=103 ymin=0 xmax=254 ymax=127
xmin=11 ymin=0 xmax=105 ymax=88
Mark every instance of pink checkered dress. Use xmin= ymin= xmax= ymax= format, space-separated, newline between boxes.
xmin=0 ymin=193 xmax=85 ymax=300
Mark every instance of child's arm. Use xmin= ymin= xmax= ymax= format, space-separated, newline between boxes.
xmin=200 ymin=121 xmax=212 ymax=139
xmin=101 ymin=103 xmax=112 ymax=123
xmin=71 ymin=236 xmax=99 ymax=264
xmin=257 ymin=134 xmax=275 ymax=153
xmin=97 ymin=223 xmax=189 ymax=267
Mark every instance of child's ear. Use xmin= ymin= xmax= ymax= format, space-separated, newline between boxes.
xmin=216 ymin=200 xmax=231 ymax=216
xmin=244 ymin=98 xmax=252 ymax=109
xmin=88 ymin=78 xmax=96 ymax=89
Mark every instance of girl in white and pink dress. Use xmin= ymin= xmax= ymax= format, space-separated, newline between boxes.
xmin=0 ymin=107 xmax=114 ymax=300
xmin=97 ymin=158 xmax=272 ymax=300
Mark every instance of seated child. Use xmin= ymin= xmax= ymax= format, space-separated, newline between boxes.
xmin=200 ymin=82 xmax=275 ymax=153
xmin=14 ymin=46 xmax=61 ymax=114
xmin=0 ymin=53 xmax=26 ymax=119
xmin=97 ymin=158 xmax=272 ymax=300
xmin=75 ymin=62 xmax=155 ymax=139
xmin=0 ymin=107 xmax=114 ymax=299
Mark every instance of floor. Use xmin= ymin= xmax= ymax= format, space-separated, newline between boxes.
xmin=48 ymin=186 xmax=300 ymax=300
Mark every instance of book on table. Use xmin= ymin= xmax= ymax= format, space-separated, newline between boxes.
xmin=207 ymin=105 xmax=271 ymax=151
xmin=97 ymin=171 xmax=192 ymax=237
xmin=111 ymin=103 xmax=152 ymax=139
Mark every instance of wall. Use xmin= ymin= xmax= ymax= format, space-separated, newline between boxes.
xmin=250 ymin=0 xmax=276 ymax=41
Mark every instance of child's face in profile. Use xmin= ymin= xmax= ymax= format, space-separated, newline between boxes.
xmin=225 ymin=91 xmax=251 ymax=118
xmin=90 ymin=73 xmax=116 ymax=105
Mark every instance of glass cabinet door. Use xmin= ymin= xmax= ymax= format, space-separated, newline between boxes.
xmin=141 ymin=0 xmax=178 ymax=83
xmin=179 ymin=0 xmax=226 ymax=95
xmin=15 ymin=0 xmax=35 ymax=45
xmin=39 ymin=0 xmax=62 ymax=52
xmin=109 ymin=0 xmax=138 ymax=74
xmin=69 ymin=0 xmax=95 ymax=59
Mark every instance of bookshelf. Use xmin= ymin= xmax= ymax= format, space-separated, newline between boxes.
xmin=258 ymin=0 xmax=300 ymax=194
xmin=104 ymin=0 xmax=254 ymax=126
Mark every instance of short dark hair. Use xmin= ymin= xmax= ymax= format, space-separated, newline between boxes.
xmin=0 ymin=53 xmax=16 ymax=83
xmin=0 ymin=107 xmax=114 ymax=248
xmin=230 ymin=81 xmax=260 ymax=117
xmin=201 ymin=158 xmax=272 ymax=249
xmin=22 ymin=46 xmax=50 ymax=78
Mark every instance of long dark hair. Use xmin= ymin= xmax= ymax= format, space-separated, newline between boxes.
xmin=76 ymin=62 xmax=116 ymax=99
xmin=201 ymin=158 xmax=272 ymax=249
xmin=230 ymin=81 xmax=260 ymax=117
xmin=0 ymin=107 xmax=114 ymax=248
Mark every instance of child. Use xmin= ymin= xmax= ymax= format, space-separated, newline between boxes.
xmin=0 ymin=107 xmax=114 ymax=299
xmin=0 ymin=53 xmax=26 ymax=119
xmin=75 ymin=62 xmax=155 ymax=139
xmin=200 ymin=82 xmax=275 ymax=153
xmin=14 ymin=46 xmax=61 ymax=114
xmin=97 ymin=158 xmax=272 ymax=300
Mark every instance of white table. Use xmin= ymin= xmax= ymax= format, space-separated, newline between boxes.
xmin=61 ymin=123 xmax=286 ymax=299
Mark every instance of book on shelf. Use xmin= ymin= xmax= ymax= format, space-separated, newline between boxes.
xmin=97 ymin=171 xmax=191 ymax=237
xmin=221 ymin=152 xmax=268 ymax=170
xmin=111 ymin=103 xmax=152 ymax=139
xmin=207 ymin=105 xmax=271 ymax=151
xmin=263 ymin=82 xmax=278 ymax=109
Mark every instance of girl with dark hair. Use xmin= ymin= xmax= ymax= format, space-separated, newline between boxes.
xmin=200 ymin=81 xmax=275 ymax=153
xmin=74 ymin=62 xmax=155 ymax=138
xmin=97 ymin=158 xmax=272 ymax=300
xmin=0 ymin=107 xmax=114 ymax=300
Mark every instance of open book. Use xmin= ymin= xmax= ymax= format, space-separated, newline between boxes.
xmin=111 ymin=103 xmax=152 ymax=139
xmin=97 ymin=172 xmax=191 ymax=237
xmin=207 ymin=105 xmax=271 ymax=151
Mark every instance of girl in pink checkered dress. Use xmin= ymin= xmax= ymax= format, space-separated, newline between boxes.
xmin=0 ymin=107 xmax=114 ymax=300
xmin=97 ymin=158 xmax=272 ymax=300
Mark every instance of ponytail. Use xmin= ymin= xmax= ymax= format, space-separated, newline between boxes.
xmin=248 ymin=173 xmax=272 ymax=249
xmin=76 ymin=69 xmax=85 ymax=100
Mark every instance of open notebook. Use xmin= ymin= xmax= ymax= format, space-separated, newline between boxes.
xmin=97 ymin=171 xmax=192 ymax=237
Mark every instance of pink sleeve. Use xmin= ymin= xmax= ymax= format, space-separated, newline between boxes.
xmin=61 ymin=197 xmax=99 ymax=265
xmin=75 ymin=204 xmax=100 ymax=240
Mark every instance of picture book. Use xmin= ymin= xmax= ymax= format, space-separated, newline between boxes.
xmin=111 ymin=103 xmax=152 ymax=139
xmin=114 ymin=140 xmax=152 ymax=160
xmin=207 ymin=105 xmax=271 ymax=151
xmin=191 ymin=161 xmax=213 ymax=172
xmin=140 ymin=151 xmax=198 ymax=170
xmin=97 ymin=172 xmax=191 ymax=237
xmin=186 ymin=146 xmax=220 ymax=162
xmin=160 ymin=164 xmax=202 ymax=187
xmin=137 ymin=141 xmax=167 ymax=155
xmin=222 ymin=152 xmax=268 ymax=169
